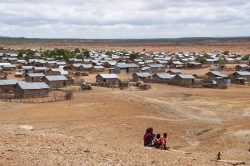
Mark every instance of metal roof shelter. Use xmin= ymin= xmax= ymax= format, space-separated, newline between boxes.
xmin=207 ymin=71 xmax=228 ymax=78
xmin=97 ymin=74 xmax=118 ymax=79
xmin=21 ymin=66 xmax=33 ymax=70
xmin=133 ymin=72 xmax=151 ymax=78
xmin=116 ymin=63 xmax=139 ymax=68
xmin=233 ymin=71 xmax=250 ymax=76
xmin=147 ymin=64 xmax=165 ymax=68
xmin=28 ymin=73 xmax=45 ymax=77
xmin=153 ymin=73 xmax=173 ymax=79
xmin=0 ymin=79 xmax=17 ymax=86
xmin=44 ymin=75 xmax=68 ymax=81
xmin=17 ymin=81 xmax=50 ymax=90
xmin=177 ymin=74 xmax=195 ymax=79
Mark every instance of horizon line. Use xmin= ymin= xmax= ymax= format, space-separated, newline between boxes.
xmin=1 ymin=36 xmax=250 ymax=40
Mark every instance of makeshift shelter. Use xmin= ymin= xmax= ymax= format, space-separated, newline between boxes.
xmin=172 ymin=74 xmax=195 ymax=87
xmin=96 ymin=74 xmax=120 ymax=87
xmin=0 ymin=79 xmax=17 ymax=93
xmin=230 ymin=71 xmax=250 ymax=84
xmin=152 ymin=73 xmax=173 ymax=83
xmin=42 ymin=75 xmax=68 ymax=89
xmin=26 ymin=73 xmax=45 ymax=82
xmin=114 ymin=63 xmax=140 ymax=73
xmin=132 ymin=72 xmax=151 ymax=82
xmin=15 ymin=81 xmax=50 ymax=98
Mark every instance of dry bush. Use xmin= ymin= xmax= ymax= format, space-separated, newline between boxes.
xmin=64 ymin=90 xmax=73 ymax=100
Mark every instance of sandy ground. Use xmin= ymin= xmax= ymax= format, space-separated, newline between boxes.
xmin=0 ymin=71 xmax=250 ymax=165
xmin=1 ymin=40 xmax=250 ymax=55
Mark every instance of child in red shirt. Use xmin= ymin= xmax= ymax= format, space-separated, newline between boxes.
xmin=159 ymin=132 xmax=169 ymax=150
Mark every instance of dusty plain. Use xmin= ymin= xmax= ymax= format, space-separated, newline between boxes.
xmin=0 ymin=39 xmax=250 ymax=165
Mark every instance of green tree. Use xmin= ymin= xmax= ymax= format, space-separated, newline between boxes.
xmin=223 ymin=51 xmax=229 ymax=55
xmin=82 ymin=49 xmax=90 ymax=58
xmin=195 ymin=54 xmax=210 ymax=63
xmin=105 ymin=51 xmax=112 ymax=57
xmin=18 ymin=49 xmax=26 ymax=58
xmin=27 ymin=50 xmax=35 ymax=56
xmin=129 ymin=52 xmax=140 ymax=60
xmin=242 ymin=54 xmax=250 ymax=61
xmin=74 ymin=48 xmax=81 ymax=54
xmin=63 ymin=53 xmax=75 ymax=60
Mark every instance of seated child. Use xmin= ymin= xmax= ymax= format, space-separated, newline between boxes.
xmin=153 ymin=134 xmax=161 ymax=148
xmin=159 ymin=132 xmax=169 ymax=150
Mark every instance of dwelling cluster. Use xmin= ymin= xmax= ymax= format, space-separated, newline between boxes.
xmin=0 ymin=50 xmax=249 ymax=98
xmin=0 ymin=54 xmax=69 ymax=98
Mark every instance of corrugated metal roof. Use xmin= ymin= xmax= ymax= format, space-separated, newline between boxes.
xmin=2 ymin=64 xmax=16 ymax=68
xmin=134 ymin=72 xmax=151 ymax=78
xmin=235 ymin=71 xmax=250 ymax=76
xmin=154 ymin=73 xmax=172 ymax=79
xmin=187 ymin=62 xmax=202 ymax=65
xmin=141 ymin=67 xmax=151 ymax=71
xmin=56 ymin=62 xmax=66 ymax=65
xmin=177 ymin=74 xmax=195 ymax=79
xmin=107 ymin=61 xmax=117 ymax=65
xmin=82 ymin=64 xmax=93 ymax=68
xmin=22 ymin=66 xmax=33 ymax=70
xmin=34 ymin=67 xmax=47 ymax=70
xmin=148 ymin=64 xmax=165 ymax=68
xmin=98 ymin=74 xmax=118 ymax=79
xmin=116 ymin=63 xmax=139 ymax=68
xmin=18 ymin=81 xmax=50 ymax=90
xmin=94 ymin=66 xmax=104 ymax=69
xmin=0 ymin=79 xmax=17 ymax=86
xmin=51 ymin=68 xmax=69 ymax=75
xmin=28 ymin=73 xmax=45 ymax=77
xmin=72 ymin=64 xmax=82 ymax=67
xmin=45 ymin=75 xmax=68 ymax=81
xmin=208 ymin=71 xmax=228 ymax=78
xmin=173 ymin=61 xmax=184 ymax=65
xmin=237 ymin=64 xmax=248 ymax=68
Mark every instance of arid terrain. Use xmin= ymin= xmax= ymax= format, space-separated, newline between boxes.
xmin=0 ymin=70 xmax=250 ymax=165
xmin=1 ymin=37 xmax=250 ymax=54
xmin=0 ymin=39 xmax=250 ymax=165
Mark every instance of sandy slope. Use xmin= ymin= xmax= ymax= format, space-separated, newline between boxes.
xmin=0 ymin=82 xmax=249 ymax=165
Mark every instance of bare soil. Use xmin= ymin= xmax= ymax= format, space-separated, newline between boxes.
xmin=1 ymin=39 xmax=250 ymax=55
xmin=0 ymin=72 xmax=250 ymax=165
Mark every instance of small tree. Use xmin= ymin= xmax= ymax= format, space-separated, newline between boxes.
xmin=18 ymin=49 xmax=26 ymax=59
xmin=74 ymin=48 xmax=81 ymax=54
xmin=223 ymin=51 xmax=229 ymax=55
xmin=82 ymin=49 xmax=90 ymax=58
xmin=105 ymin=51 xmax=112 ymax=57
xmin=218 ymin=58 xmax=226 ymax=70
xmin=196 ymin=54 xmax=210 ymax=63
xmin=242 ymin=54 xmax=250 ymax=61
xmin=129 ymin=52 xmax=139 ymax=60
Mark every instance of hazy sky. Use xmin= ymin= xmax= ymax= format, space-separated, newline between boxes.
xmin=0 ymin=0 xmax=250 ymax=38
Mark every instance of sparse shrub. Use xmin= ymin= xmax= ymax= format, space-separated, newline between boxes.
xmin=64 ymin=90 xmax=73 ymax=100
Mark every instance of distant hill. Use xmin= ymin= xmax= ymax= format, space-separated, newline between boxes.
xmin=0 ymin=36 xmax=250 ymax=45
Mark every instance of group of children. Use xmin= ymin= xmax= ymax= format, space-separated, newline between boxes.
xmin=143 ymin=127 xmax=169 ymax=150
